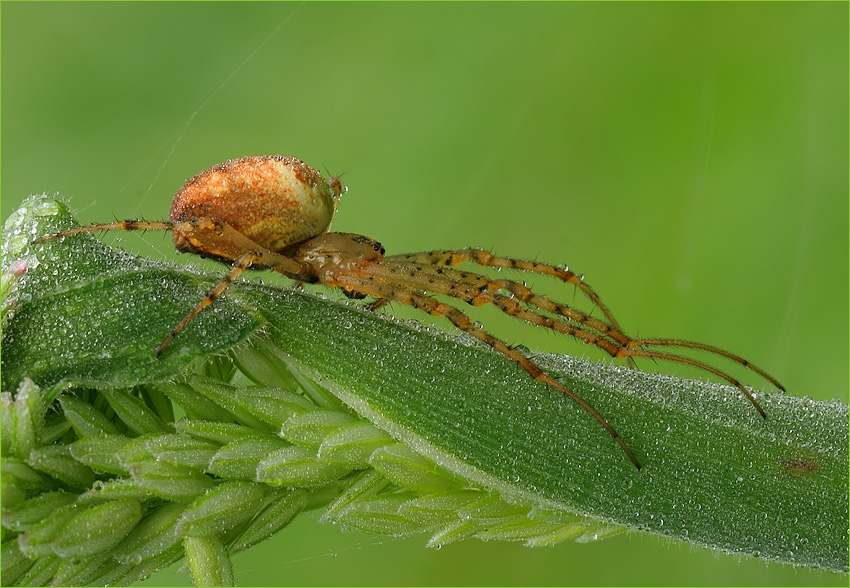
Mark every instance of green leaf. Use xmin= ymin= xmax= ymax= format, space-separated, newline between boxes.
xmin=174 ymin=420 xmax=265 ymax=446
xmin=128 ymin=460 xmax=214 ymax=501
xmin=79 ymin=478 xmax=153 ymax=503
xmin=369 ymin=443 xmax=460 ymax=494
xmin=59 ymin=395 xmax=121 ymax=438
xmin=99 ymin=388 xmax=168 ymax=435
xmin=1 ymin=539 xmax=35 ymax=585
xmin=17 ymin=503 xmax=79 ymax=557
xmin=14 ymin=553 xmax=60 ymax=587
xmin=1 ymin=196 xmax=260 ymax=390
xmin=10 ymin=379 xmax=45 ymax=459
xmin=51 ymin=552 xmax=114 ymax=587
xmin=1 ymin=457 xmax=48 ymax=506
xmin=2 ymin=195 xmax=848 ymax=574
xmin=280 ymin=409 xmax=359 ymax=447
xmin=318 ymin=421 xmax=394 ymax=468
xmin=120 ymin=434 xmax=218 ymax=471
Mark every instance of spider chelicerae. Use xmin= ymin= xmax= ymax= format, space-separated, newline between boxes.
xmin=35 ymin=155 xmax=784 ymax=469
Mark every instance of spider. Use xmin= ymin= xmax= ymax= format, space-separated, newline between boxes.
xmin=35 ymin=155 xmax=785 ymax=469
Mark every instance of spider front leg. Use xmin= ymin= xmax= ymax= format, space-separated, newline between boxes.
xmin=386 ymin=248 xmax=624 ymax=332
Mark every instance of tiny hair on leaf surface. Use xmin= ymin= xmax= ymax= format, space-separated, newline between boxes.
xmin=0 ymin=194 xmax=847 ymax=587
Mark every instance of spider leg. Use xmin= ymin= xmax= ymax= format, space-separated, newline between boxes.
xmin=387 ymin=262 xmax=631 ymax=346
xmin=33 ymin=220 xmax=174 ymax=242
xmin=175 ymin=218 xmax=308 ymax=278
xmin=480 ymin=289 xmax=772 ymax=416
xmin=481 ymin=289 xmax=772 ymax=416
xmin=616 ymin=348 xmax=767 ymax=417
xmin=386 ymin=248 xmax=624 ymax=331
xmin=157 ymin=251 xmax=258 ymax=356
xmin=373 ymin=261 xmax=773 ymax=417
xmin=492 ymin=277 xmax=782 ymax=393
xmin=624 ymin=338 xmax=785 ymax=392
xmin=330 ymin=268 xmax=640 ymax=469
xmin=407 ymin=293 xmax=640 ymax=469
xmin=41 ymin=217 xmax=314 ymax=354
xmin=377 ymin=262 xmax=626 ymax=350
xmin=484 ymin=289 xmax=773 ymax=417
xmin=365 ymin=298 xmax=390 ymax=311
xmin=153 ymin=219 xmax=316 ymax=354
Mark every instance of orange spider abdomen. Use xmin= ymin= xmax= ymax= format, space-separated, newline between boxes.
xmin=170 ymin=155 xmax=338 ymax=253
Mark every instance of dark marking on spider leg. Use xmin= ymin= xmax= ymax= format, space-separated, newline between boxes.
xmin=488 ymin=293 xmax=624 ymax=355
xmin=156 ymin=251 xmax=257 ymax=356
xmin=483 ymin=276 xmax=637 ymax=367
xmin=386 ymin=249 xmax=625 ymax=331
xmin=371 ymin=262 xmax=621 ymax=351
xmin=490 ymin=279 xmax=631 ymax=345
xmin=33 ymin=220 xmax=174 ymax=243
xmin=378 ymin=262 xmax=493 ymax=306
xmin=464 ymin=249 xmax=625 ymax=330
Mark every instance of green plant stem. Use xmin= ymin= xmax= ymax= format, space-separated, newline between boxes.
xmin=2 ymin=195 xmax=848 ymax=580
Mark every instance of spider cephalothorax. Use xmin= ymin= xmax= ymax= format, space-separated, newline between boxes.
xmin=35 ymin=155 xmax=785 ymax=469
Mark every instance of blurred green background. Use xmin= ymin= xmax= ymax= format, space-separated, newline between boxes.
xmin=2 ymin=2 xmax=847 ymax=586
